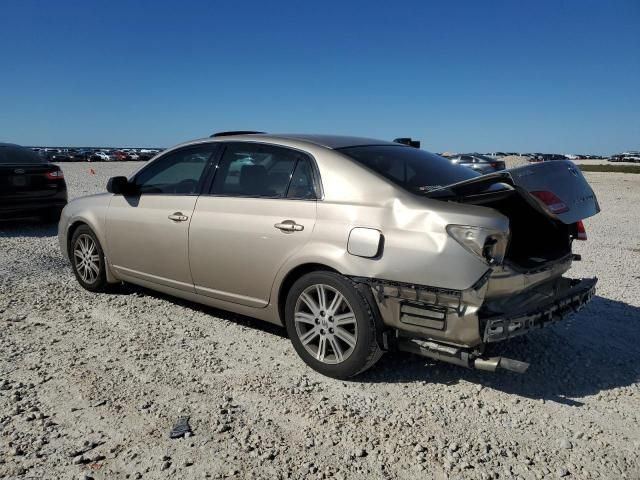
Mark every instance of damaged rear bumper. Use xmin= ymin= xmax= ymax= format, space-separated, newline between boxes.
xmin=352 ymin=265 xmax=597 ymax=373
xmin=481 ymin=277 xmax=597 ymax=342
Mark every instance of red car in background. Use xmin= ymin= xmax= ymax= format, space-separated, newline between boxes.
xmin=108 ymin=150 xmax=128 ymax=161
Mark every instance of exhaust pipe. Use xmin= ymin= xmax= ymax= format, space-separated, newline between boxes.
xmin=473 ymin=357 xmax=500 ymax=371
xmin=496 ymin=357 xmax=530 ymax=373
xmin=397 ymin=338 xmax=530 ymax=373
xmin=473 ymin=356 xmax=529 ymax=373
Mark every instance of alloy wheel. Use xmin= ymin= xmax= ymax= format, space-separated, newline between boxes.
xmin=294 ymin=284 xmax=358 ymax=364
xmin=73 ymin=234 xmax=100 ymax=284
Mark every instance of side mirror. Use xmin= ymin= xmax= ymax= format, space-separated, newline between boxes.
xmin=107 ymin=176 xmax=135 ymax=194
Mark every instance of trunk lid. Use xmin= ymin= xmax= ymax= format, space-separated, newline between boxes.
xmin=425 ymin=160 xmax=599 ymax=224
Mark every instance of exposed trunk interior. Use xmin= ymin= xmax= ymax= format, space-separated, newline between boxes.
xmin=483 ymin=193 xmax=572 ymax=270
xmin=422 ymin=160 xmax=599 ymax=271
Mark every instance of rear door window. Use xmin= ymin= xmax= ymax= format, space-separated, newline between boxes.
xmin=211 ymin=143 xmax=316 ymax=198
xmin=287 ymin=157 xmax=317 ymax=199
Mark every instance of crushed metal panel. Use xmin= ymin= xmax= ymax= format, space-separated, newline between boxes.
xmin=350 ymin=275 xmax=489 ymax=347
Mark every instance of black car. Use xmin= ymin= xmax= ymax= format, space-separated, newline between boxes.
xmin=69 ymin=149 xmax=90 ymax=161
xmin=0 ymin=143 xmax=68 ymax=222
xmin=47 ymin=150 xmax=73 ymax=162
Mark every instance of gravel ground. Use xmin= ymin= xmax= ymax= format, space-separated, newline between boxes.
xmin=1 ymin=163 xmax=639 ymax=480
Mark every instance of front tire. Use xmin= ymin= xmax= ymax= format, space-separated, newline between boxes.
xmin=70 ymin=225 xmax=109 ymax=292
xmin=285 ymin=272 xmax=383 ymax=379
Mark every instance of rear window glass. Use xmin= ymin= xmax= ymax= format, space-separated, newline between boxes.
xmin=338 ymin=145 xmax=478 ymax=192
xmin=0 ymin=146 xmax=46 ymax=164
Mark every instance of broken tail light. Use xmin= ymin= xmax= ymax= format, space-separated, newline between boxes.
xmin=531 ymin=190 xmax=569 ymax=214
xmin=446 ymin=225 xmax=509 ymax=265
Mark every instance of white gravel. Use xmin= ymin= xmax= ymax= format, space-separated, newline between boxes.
xmin=1 ymin=163 xmax=639 ymax=479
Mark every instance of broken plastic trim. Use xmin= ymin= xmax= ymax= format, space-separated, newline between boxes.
xmin=352 ymin=274 xmax=491 ymax=348
xmin=349 ymin=276 xmax=463 ymax=309
xmin=351 ymin=273 xmax=491 ymax=296
xmin=350 ymin=276 xmax=462 ymax=298
xmin=169 ymin=416 xmax=192 ymax=439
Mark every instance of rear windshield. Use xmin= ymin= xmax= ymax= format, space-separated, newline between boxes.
xmin=338 ymin=145 xmax=479 ymax=192
xmin=0 ymin=145 xmax=46 ymax=164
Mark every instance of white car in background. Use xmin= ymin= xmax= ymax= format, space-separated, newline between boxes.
xmin=91 ymin=151 xmax=110 ymax=162
xmin=610 ymin=151 xmax=640 ymax=163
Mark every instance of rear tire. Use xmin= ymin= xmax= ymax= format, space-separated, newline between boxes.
xmin=285 ymin=271 xmax=383 ymax=379
xmin=70 ymin=225 xmax=109 ymax=292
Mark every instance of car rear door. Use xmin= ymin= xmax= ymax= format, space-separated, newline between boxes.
xmin=105 ymin=144 xmax=218 ymax=291
xmin=189 ymin=142 xmax=318 ymax=308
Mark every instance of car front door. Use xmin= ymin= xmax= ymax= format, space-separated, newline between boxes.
xmin=106 ymin=144 xmax=218 ymax=291
xmin=189 ymin=142 xmax=318 ymax=307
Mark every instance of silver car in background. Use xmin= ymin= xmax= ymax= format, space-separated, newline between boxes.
xmin=58 ymin=133 xmax=600 ymax=378
xmin=448 ymin=153 xmax=506 ymax=174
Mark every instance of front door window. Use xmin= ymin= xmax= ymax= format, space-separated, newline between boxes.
xmin=134 ymin=146 xmax=216 ymax=195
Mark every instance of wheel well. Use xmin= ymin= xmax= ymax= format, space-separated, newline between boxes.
xmin=277 ymin=263 xmax=339 ymax=323
xmin=66 ymin=221 xmax=88 ymax=256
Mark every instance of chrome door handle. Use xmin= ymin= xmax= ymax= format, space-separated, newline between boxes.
xmin=274 ymin=220 xmax=304 ymax=232
xmin=168 ymin=212 xmax=189 ymax=222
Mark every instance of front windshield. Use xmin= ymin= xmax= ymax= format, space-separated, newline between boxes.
xmin=338 ymin=145 xmax=479 ymax=193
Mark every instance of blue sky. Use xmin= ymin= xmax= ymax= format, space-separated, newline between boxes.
xmin=0 ymin=0 xmax=638 ymax=154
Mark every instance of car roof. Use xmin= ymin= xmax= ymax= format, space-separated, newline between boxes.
xmin=208 ymin=133 xmax=400 ymax=150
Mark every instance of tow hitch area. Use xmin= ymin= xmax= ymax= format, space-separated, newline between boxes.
xmin=396 ymin=337 xmax=530 ymax=373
